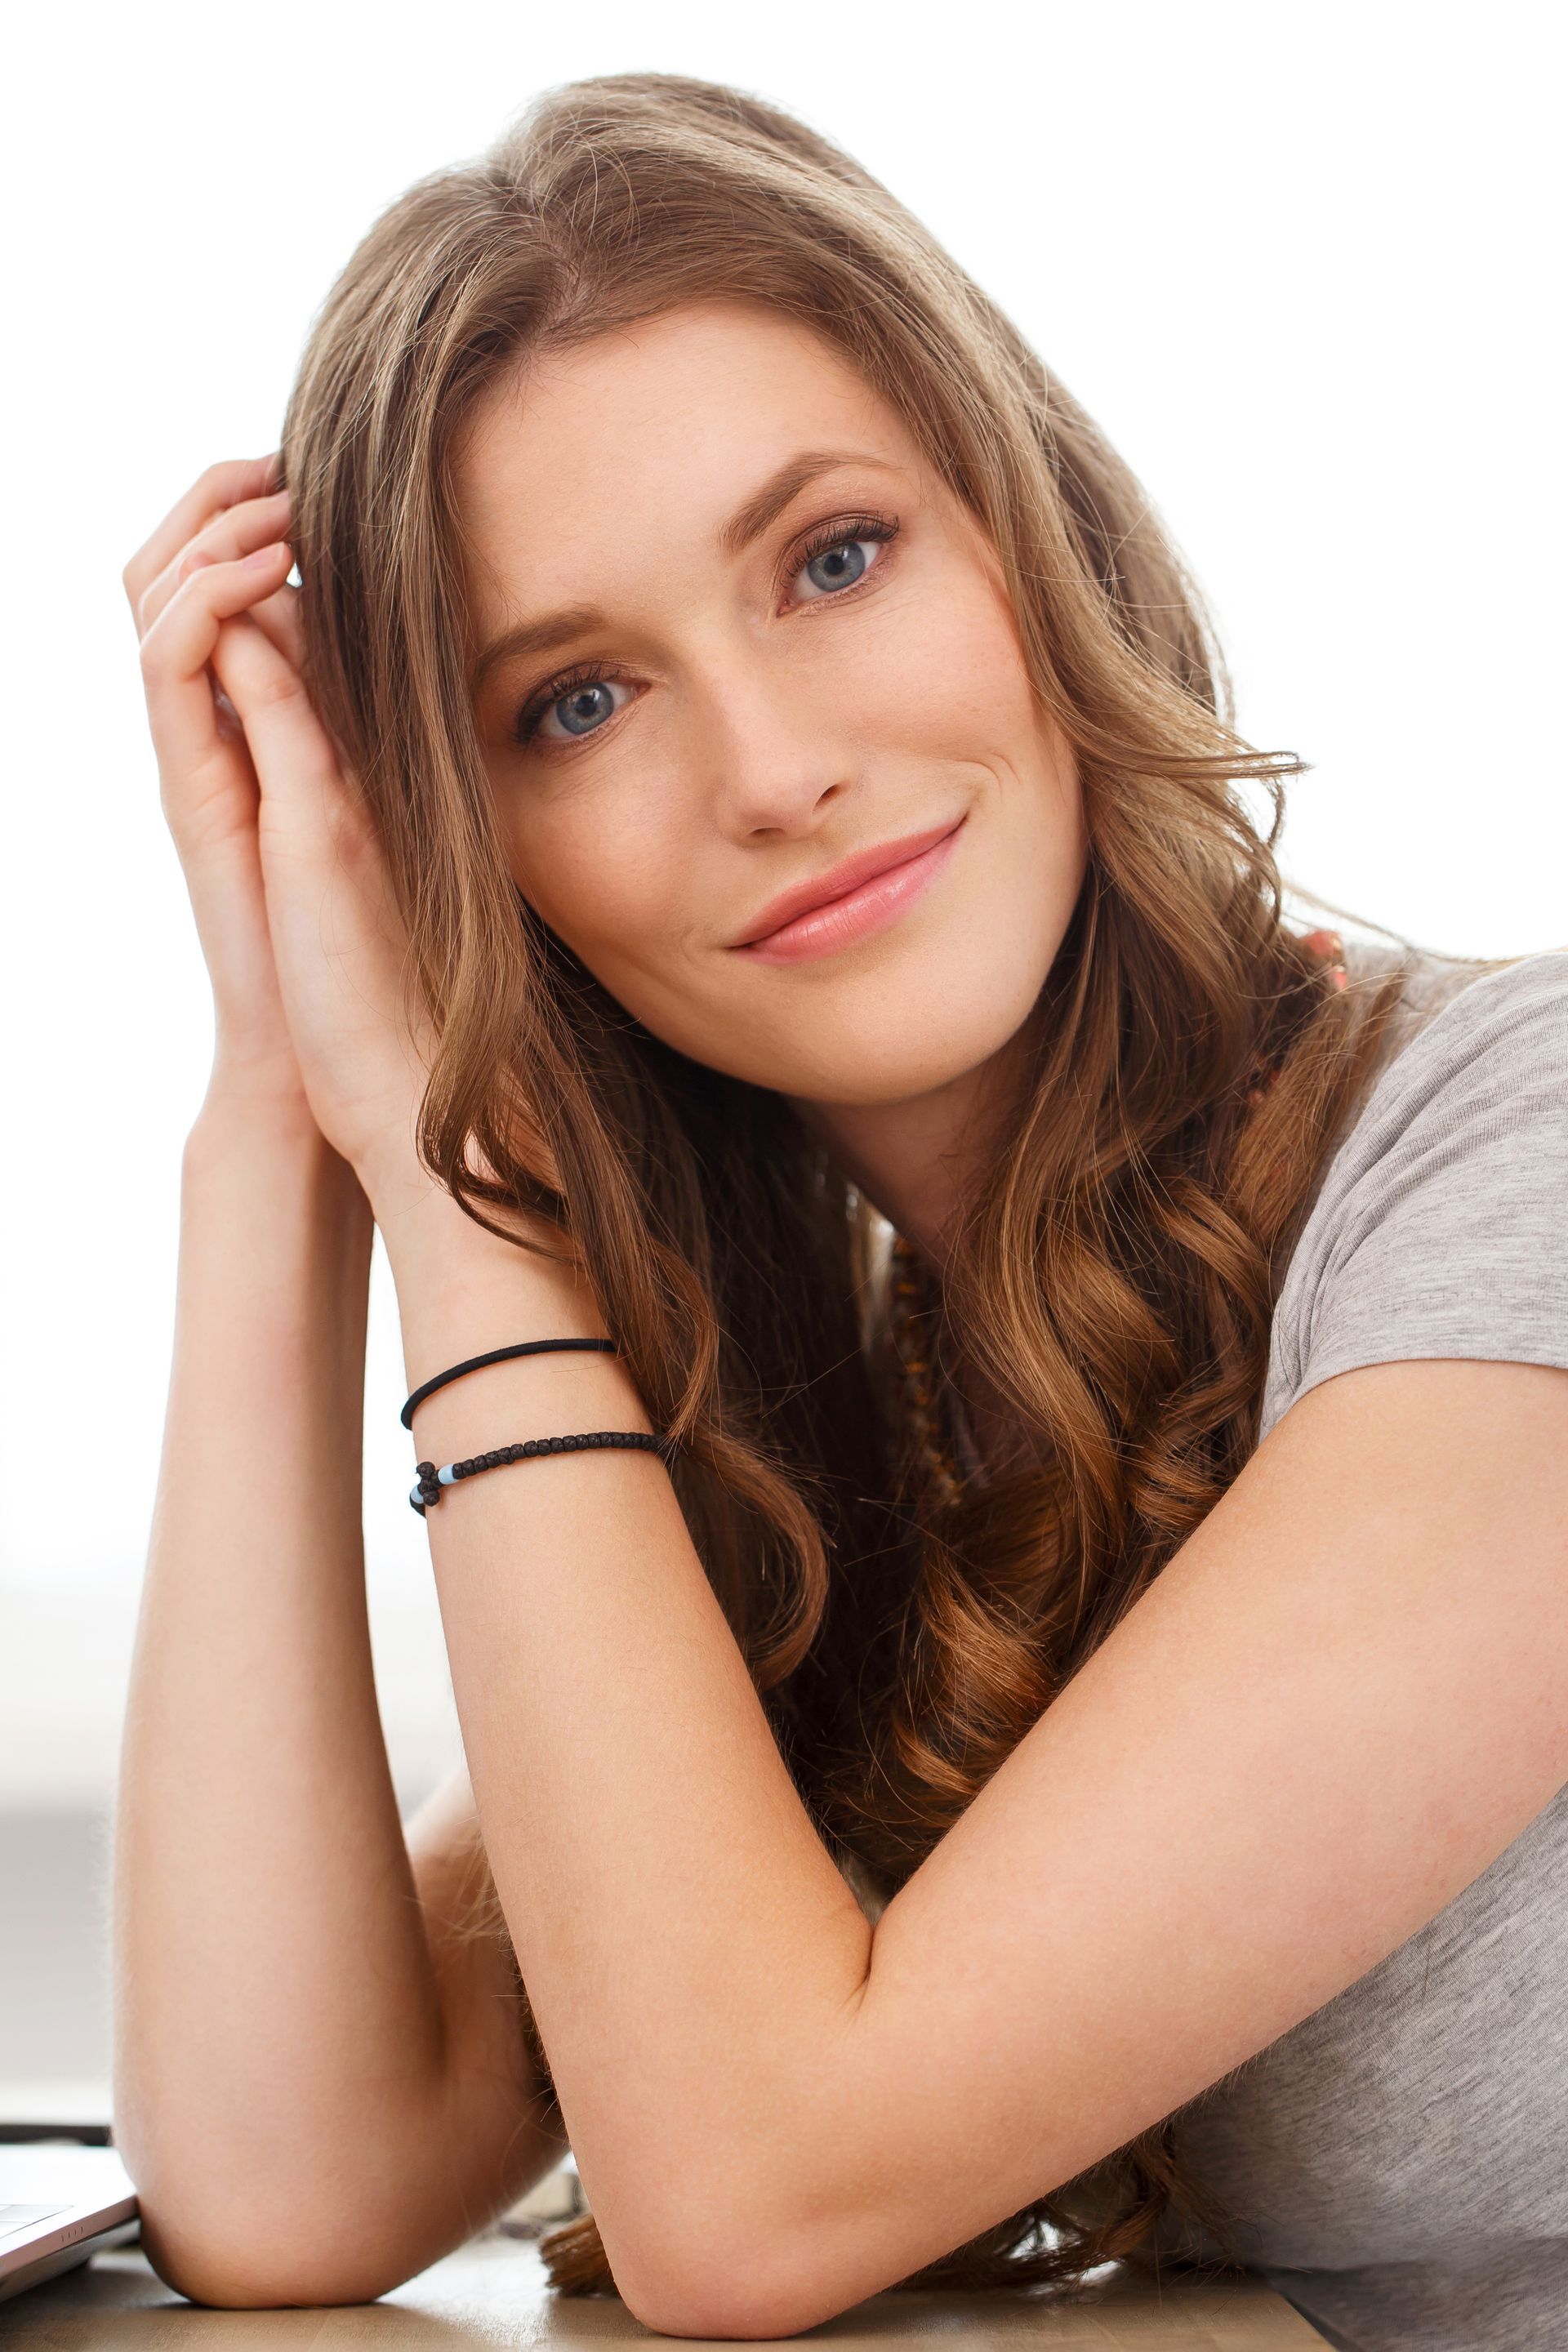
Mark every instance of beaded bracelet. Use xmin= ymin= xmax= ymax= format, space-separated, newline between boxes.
xmin=409 ymin=1429 xmax=670 ymax=1516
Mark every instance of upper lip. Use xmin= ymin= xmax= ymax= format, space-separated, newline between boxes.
xmin=728 ymin=816 xmax=965 ymax=948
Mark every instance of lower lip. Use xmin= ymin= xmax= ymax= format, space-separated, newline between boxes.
xmin=732 ymin=820 xmax=966 ymax=967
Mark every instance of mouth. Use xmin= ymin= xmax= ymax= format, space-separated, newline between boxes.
xmin=728 ymin=814 xmax=968 ymax=967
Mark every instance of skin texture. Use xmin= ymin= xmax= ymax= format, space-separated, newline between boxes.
xmin=114 ymin=313 xmax=1568 ymax=2336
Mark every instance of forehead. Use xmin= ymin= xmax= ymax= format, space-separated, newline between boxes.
xmin=452 ymin=301 xmax=923 ymax=618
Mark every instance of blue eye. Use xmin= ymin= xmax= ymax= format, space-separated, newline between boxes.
xmin=792 ymin=516 xmax=898 ymax=603
xmin=516 ymin=670 xmax=633 ymax=746
xmin=803 ymin=539 xmax=869 ymax=593
xmin=548 ymin=679 xmax=618 ymax=737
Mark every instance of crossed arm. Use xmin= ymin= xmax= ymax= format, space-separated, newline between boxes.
xmin=372 ymin=1165 xmax=1568 ymax=2339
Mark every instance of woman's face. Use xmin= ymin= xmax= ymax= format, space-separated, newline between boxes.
xmin=457 ymin=298 xmax=1087 ymax=1113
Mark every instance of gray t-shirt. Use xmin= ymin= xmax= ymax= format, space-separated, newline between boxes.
xmin=1160 ymin=941 xmax=1568 ymax=2350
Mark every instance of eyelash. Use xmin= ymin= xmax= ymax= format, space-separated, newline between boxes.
xmin=509 ymin=510 xmax=902 ymax=749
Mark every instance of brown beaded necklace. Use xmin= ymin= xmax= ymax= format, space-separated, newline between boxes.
xmin=884 ymin=928 xmax=1350 ymax=1516
xmin=886 ymin=1230 xmax=965 ymax=1516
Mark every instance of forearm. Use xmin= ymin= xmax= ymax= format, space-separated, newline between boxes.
xmin=379 ymin=1180 xmax=876 ymax=2304
xmin=114 ymin=1102 xmax=448 ymax=2252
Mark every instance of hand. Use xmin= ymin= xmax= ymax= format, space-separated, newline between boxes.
xmin=125 ymin=457 xmax=434 ymax=1193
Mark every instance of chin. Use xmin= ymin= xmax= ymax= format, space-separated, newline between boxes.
xmin=777 ymin=1024 xmax=1029 ymax=1110
xmin=679 ymin=967 xmax=1047 ymax=1109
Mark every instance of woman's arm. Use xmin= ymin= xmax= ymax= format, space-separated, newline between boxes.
xmin=114 ymin=452 xmax=576 ymax=2305
xmin=372 ymin=1169 xmax=1568 ymax=2343
xmin=367 ymin=1169 xmax=880 ymax=2324
xmin=113 ymin=1098 xmax=565 ymax=2305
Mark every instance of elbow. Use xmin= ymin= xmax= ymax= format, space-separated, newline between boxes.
xmin=135 ymin=2192 xmax=416 ymax=2312
xmin=621 ymin=2272 xmax=821 ymax=2343
xmin=612 ymin=2210 xmax=847 ymax=2342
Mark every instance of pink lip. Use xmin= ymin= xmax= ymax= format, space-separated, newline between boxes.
xmin=729 ymin=817 xmax=967 ymax=965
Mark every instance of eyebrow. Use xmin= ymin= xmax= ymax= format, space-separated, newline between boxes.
xmin=468 ymin=448 xmax=900 ymax=700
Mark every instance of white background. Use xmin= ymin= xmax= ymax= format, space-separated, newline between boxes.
xmin=2 ymin=0 xmax=1562 ymax=1812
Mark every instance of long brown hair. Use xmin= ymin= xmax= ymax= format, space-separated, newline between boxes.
xmin=279 ymin=71 xmax=1509 ymax=2298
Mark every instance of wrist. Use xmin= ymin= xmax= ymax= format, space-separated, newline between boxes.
xmin=378 ymin=1172 xmax=609 ymax=1349
xmin=187 ymin=1085 xmax=355 ymax=1192
xmin=203 ymin=1044 xmax=314 ymax=1129
xmin=180 ymin=1101 xmax=373 ymax=1277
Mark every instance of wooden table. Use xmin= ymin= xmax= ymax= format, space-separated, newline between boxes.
xmin=0 ymin=2230 xmax=1329 ymax=2345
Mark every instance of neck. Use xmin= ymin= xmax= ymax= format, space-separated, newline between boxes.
xmin=790 ymin=1024 xmax=1036 ymax=1269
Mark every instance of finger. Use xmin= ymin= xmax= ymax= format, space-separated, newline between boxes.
xmin=241 ymin=576 xmax=305 ymax=670
xmin=127 ymin=456 xmax=284 ymax=604
xmin=122 ymin=453 xmax=284 ymax=612
xmin=137 ymin=543 xmax=296 ymax=816
xmin=136 ymin=486 xmax=294 ymax=638
xmin=212 ymin=614 xmax=437 ymax=1089
xmin=204 ymin=581 xmax=304 ymax=774
xmin=207 ymin=605 xmax=365 ymax=861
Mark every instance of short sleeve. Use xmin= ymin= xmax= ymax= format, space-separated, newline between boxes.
xmin=1259 ymin=951 xmax=1568 ymax=1442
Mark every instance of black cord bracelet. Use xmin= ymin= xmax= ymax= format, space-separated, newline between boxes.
xmin=400 ymin=1338 xmax=619 ymax=1430
xmin=409 ymin=1429 xmax=670 ymax=1515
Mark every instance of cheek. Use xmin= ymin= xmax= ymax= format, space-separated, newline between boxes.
xmin=503 ymin=786 xmax=688 ymax=981
xmin=852 ymin=564 xmax=1038 ymax=756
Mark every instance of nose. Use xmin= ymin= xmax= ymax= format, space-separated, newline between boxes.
xmin=692 ymin=652 xmax=856 ymax=843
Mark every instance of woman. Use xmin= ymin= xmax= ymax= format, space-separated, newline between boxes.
xmin=114 ymin=71 xmax=1568 ymax=2350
